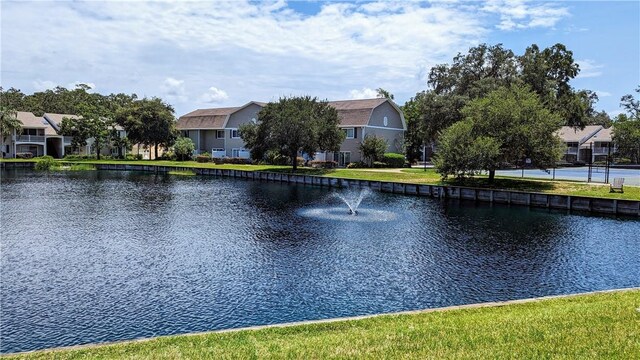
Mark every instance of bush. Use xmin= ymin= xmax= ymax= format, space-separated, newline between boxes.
xmin=309 ymin=160 xmax=337 ymax=169
xmin=359 ymin=135 xmax=388 ymax=165
xmin=196 ymin=154 xmax=211 ymax=163
xmin=125 ymin=154 xmax=143 ymax=160
xmin=346 ymin=161 xmax=368 ymax=168
xmin=615 ymin=158 xmax=632 ymax=165
xmin=35 ymin=156 xmax=57 ymax=171
xmin=372 ymin=161 xmax=388 ymax=168
xmin=264 ymin=150 xmax=289 ymax=165
xmin=158 ymin=151 xmax=176 ymax=161
xmin=222 ymin=157 xmax=252 ymax=164
xmin=174 ymin=137 xmax=195 ymax=161
xmin=16 ymin=152 xmax=33 ymax=159
xmin=64 ymin=154 xmax=97 ymax=160
xmin=382 ymin=153 xmax=405 ymax=168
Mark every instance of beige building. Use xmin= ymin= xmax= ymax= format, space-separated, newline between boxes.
xmin=176 ymin=98 xmax=406 ymax=166
xmin=556 ymin=125 xmax=615 ymax=164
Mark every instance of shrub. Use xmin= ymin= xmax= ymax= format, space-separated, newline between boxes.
xmin=16 ymin=152 xmax=33 ymax=159
xmin=346 ymin=161 xmax=368 ymax=169
xmin=615 ymin=158 xmax=632 ymax=165
xmin=125 ymin=154 xmax=143 ymax=160
xmin=265 ymin=150 xmax=289 ymax=165
xmin=196 ymin=154 xmax=211 ymax=163
xmin=382 ymin=153 xmax=405 ymax=168
xmin=222 ymin=157 xmax=252 ymax=164
xmin=35 ymin=156 xmax=57 ymax=171
xmin=309 ymin=160 xmax=337 ymax=169
xmin=372 ymin=161 xmax=388 ymax=168
xmin=174 ymin=137 xmax=195 ymax=161
xmin=158 ymin=151 xmax=176 ymax=161
xmin=359 ymin=135 xmax=387 ymax=166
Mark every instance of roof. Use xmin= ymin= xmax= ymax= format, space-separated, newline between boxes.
xmin=44 ymin=113 xmax=80 ymax=131
xmin=177 ymin=107 xmax=239 ymax=129
xmin=556 ymin=126 xmax=603 ymax=143
xmin=16 ymin=111 xmax=48 ymax=128
xmin=328 ymin=98 xmax=388 ymax=127
xmin=175 ymin=98 xmax=402 ymax=129
xmin=586 ymin=127 xmax=613 ymax=143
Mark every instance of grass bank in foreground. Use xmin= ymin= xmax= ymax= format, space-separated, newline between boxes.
xmin=2 ymin=159 xmax=638 ymax=200
xmin=7 ymin=289 xmax=639 ymax=359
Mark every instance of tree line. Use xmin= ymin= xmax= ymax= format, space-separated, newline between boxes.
xmin=402 ymin=42 xmax=640 ymax=179
xmin=0 ymin=85 xmax=176 ymax=159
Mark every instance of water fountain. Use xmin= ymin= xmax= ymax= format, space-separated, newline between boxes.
xmin=297 ymin=188 xmax=396 ymax=222
xmin=333 ymin=188 xmax=371 ymax=215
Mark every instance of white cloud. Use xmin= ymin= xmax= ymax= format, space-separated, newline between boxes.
xmin=482 ymin=0 xmax=569 ymax=30
xmin=576 ymin=59 xmax=604 ymax=79
xmin=32 ymin=80 xmax=57 ymax=91
xmin=161 ymin=77 xmax=187 ymax=103
xmin=200 ymin=87 xmax=229 ymax=103
xmin=349 ymin=88 xmax=379 ymax=99
xmin=1 ymin=1 xmax=576 ymax=115
xmin=594 ymin=90 xmax=612 ymax=97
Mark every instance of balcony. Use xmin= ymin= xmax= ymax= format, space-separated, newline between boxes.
xmin=565 ymin=147 xmax=578 ymax=154
xmin=593 ymin=147 xmax=612 ymax=154
xmin=15 ymin=135 xmax=45 ymax=143
xmin=63 ymin=136 xmax=73 ymax=144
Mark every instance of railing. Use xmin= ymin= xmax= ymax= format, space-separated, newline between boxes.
xmin=211 ymin=150 xmax=226 ymax=158
xmin=593 ymin=147 xmax=611 ymax=154
xmin=565 ymin=147 xmax=578 ymax=154
xmin=15 ymin=135 xmax=45 ymax=143
xmin=63 ymin=136 xmax=73 ymax=144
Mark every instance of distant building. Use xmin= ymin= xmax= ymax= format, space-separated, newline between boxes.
xmin=556 ymin=125 xmax=615 ymax=164
xmin=176 ymin=98 xmax=406 ymax=166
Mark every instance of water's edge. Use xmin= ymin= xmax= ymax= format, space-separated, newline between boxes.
xmin=3 ymin=162 xmax=638 ymax=217
xmin=5 ymin=287 xmax=638 ymax=357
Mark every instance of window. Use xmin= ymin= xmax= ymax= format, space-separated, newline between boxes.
xmin=216 ymin=130 xmax=225 ymax=139
xmin=180 ymin=130 xmax=189 ymax=137
xmin=383 ymin=116 xmax=388 ymax=127
xmin=231 ymin=129 xmax=241 ymax=139
xmin=343 ymin=128 xmax=355 ymax=139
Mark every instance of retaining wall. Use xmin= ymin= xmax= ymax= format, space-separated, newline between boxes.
xmin=3 ymin=161 xmax=639 ymax=217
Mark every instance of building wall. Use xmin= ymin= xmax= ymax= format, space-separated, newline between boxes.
xmin=225 ymin=104 xmax=262 ymax=157
xmin=201 ymin=130 xmax=225 ymax=152
xmin=368 ymin=102 xmax=404 ymax=129
xmin=226 ymin=103 xmax=262 ymax=129
xmin=362 ymin=127 xmax=405 ymax=154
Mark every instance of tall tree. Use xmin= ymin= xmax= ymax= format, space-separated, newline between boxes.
xmin=59 ymin=103 xmax=112 ymax=159
xmin=612 ymin=86 xmax=640 ymax=163
xmin=0 ymin=107 xmax=22 ymax=143
xmin=0 ymin=87 xmax=27 ymax=111
xmin=434 ymin=85 xmax=564 ymax=181
xmin=115 ymin=98 xmax=177 ymax=159
xmin=240 ymin=96 xmax=345 ymax=170
xmin=376 ymin=88 xmax=394 ymax=100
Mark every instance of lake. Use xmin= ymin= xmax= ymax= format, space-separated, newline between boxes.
xmin=1 ymin=170 xmax=638 ymax=353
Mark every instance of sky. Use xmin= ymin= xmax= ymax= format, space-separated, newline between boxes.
xmin=1 ymin=0 xmax=638 ymax=117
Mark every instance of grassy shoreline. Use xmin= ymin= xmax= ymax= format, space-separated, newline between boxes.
xmin=2 ymin=159 xmax=639 ymax=200
xmin=5 ymin=289 xmax=639 ymax=359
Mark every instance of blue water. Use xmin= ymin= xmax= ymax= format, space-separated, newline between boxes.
xmin=1 ymin=170 xmax=639 ymax=354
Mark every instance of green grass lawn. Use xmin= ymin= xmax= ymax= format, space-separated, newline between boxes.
xmin=3 ymin=159 xmax=638 ymax=200
xmin=6 ymin=289 xmax=639 ymax=359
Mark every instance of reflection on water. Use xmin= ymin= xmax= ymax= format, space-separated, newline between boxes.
xmin=1 ymin=169 xmax=638 ymax=353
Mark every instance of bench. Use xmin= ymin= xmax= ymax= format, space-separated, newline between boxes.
xmin=610 ymin=178 xmax=624 ymax=193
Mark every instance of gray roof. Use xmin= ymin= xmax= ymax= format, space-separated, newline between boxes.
xmin=556 ymin=126 xmax=603 ymax=143
xmin=177 ymin=107 xmax=238 ymax=130
xmin=328 ymin=98 xmax=388 ymax=127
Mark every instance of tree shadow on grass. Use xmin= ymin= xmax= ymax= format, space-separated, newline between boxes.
xmin=256 ymin=167 xmax=337 ymax=176
xmin=445 ymin=177 xmax=556 ymax=192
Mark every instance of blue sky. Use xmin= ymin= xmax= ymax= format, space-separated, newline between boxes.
xmin=1 ymin=1 xmax=638 ymax=118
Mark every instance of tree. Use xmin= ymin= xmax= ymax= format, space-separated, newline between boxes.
xmin=0 ymin=87 xmax=27 ymax=111
xmin=240 ymin=96 xmax=345 ymax=171
xmin=0 ymin=106 xmax=22 ymax=141
xmin=174 ymin=137 xmax=195 ymax=161
xmin=359 ymin=135 xmax=387 ymax=166
xmin=433 ymin=121 xmax=500 ymax=179
xmin=434 ymin=85 xmax=564 ymax=182
xmin=612 ymin=87 xmax=640 ymax=163
xmin=376 ymin=88 xmax=394 ymax=100
xmin=115 ymin=98 xmax=177 ymax=159
xmin=59 ymin=103 xmax=112 ymax=159
xmin=585 ymin=110 xmax=613 ymax=127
